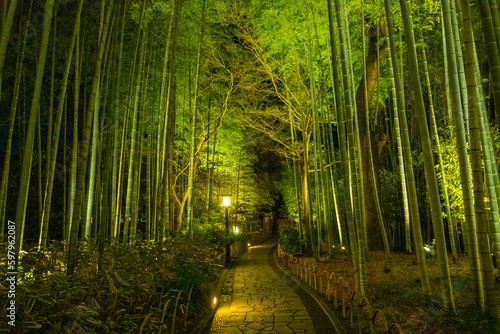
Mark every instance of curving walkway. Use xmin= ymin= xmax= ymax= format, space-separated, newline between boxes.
xmin=209 ymin=237 xmax=317 ymax=334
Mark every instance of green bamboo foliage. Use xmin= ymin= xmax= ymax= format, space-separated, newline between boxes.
xmin=461 ymin=0 xmax=499 ymax=315
xmin=39 ymin=0 xmax=84 ymax=249
xmin=13 ymin=0 xmax=55 ymax=260
xmin=384 ymin=0 xmax=431 ymax=295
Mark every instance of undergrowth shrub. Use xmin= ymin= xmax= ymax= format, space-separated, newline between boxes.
xmin=192 ymin=210 xmax=247 ymax=248
xmin=279 ymin=226 xmax=301 ymax=254
xmin=0 ymin=237 xmax=223 ymax=333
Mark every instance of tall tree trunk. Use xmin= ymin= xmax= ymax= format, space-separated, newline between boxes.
xmin=356 ymin=18 xmax=390 ymax=255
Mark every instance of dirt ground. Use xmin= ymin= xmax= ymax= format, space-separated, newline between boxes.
xmin=310 ymin=250 xmax=500 ymax=333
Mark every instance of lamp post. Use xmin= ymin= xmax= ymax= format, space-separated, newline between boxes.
xmin=222 ymin=195 xmax=232 ymax=264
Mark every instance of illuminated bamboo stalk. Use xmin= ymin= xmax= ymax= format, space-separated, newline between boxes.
xmin=14 ymin=0 xmax=55 ymax=259
xmin=477 ymin=0 xmax=500 ymax=128
xmin=461 ymin=0 xmax=499 ymax=314
xmin=110 ymin=0 xmax=127 ymax=241
xmin=39 ymin=0 xmax=84 ymax=249
xmin=328 ymin=0 xmax=353 ymax=258
xmin=450 ymin=0 xmax=469 ymax=138
xmin=385 ymin=0 xmax=431 ymax=295
xmin=124 ymin=21 xmax=147 ymax=244
xmin=0 ymin=0 xmax=19 ymax=102
xmin=400 ymin=0 xmax=454 ymax=310
xmin=334 ymin=0 xmax=365 ymax=296
xmin=67 ymin=0 xmax=114 ymax=275
xmin=388 ymin=43 xmax=411 ymax=253
xmin=186 ymin=0 xmax=207 ymax=237
xmin=420 ymin=29 xmax=457 ymax=257
xmin=0 ymin=3 xmax=31 ymax=241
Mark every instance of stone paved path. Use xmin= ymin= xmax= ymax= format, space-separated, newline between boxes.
xmin=209 ymin=237 xmax=317 ymax=334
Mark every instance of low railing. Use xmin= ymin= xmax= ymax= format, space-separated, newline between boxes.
xmin=277 ymin=246 xmax=404 ymax=334
xmin=229 ymin=231 xmax=273 ymax=258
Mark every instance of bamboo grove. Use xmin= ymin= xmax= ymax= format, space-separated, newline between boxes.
xmin=1 ymin=0 xmax=500 ymax=320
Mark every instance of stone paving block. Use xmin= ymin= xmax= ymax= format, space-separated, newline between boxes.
xmin=294 ymin=310 xmax=310 ymax=316
xmin=247 ymin=322 xmax=267 ymax=330
xmin=245 ymin=314 xmax=263 ymax=322
xmin=273 ymin=311 xmax=293 ymax=316
xmin=220 ymin=326 xmax=245 ymax=334
xmin=274 ymin=315 xmax=293 ymax=323
xmin=273 ymin=304 xmax=293 ymax=312
xmin=288 ymin=321 xmax=316 ymax=332
xmin=247 ymin=311 xmax=273 ymax=318
xmin=224 ymin=318 xmax=246 ymax=326
xmin=262 ymin=316 xmax=274 ymax=322
xmin=239 ymin=326 xmax=263 ymax=334
xmin=273 ymin=325 xmax=294 ymax=334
